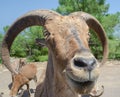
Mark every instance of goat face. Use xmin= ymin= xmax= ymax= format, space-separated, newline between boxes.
xmin=45 ymin=16 xmax=99 ymax=94
xmin=1 ymin=10 xmax=108 ymax=96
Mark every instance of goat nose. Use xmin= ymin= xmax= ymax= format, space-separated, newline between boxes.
xmin=73 ymin=58 xmax=96 ymax=71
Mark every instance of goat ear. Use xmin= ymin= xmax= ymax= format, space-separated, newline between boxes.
xmin=35 ymin=38 xmax=46 ymax=47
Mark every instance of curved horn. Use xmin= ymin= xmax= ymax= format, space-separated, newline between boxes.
xmin=1 ymin=9 xmax=60 ymax=75
xmin=69 ymin=12 xmax=109 ymax=65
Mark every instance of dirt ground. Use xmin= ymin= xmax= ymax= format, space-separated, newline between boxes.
xmin=98 ymin=60 xmax=120 ymax=97
xmin=0 ymin=60 xmax=120 ymax=97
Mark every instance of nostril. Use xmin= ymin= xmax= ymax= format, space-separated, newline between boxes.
xmin=73 ymin=58 xmax=96 ymax=69
xmin=74 ymin=58 xmax=87 ymax=68
xmin=89 ymin=58 xmax=96 ymax=66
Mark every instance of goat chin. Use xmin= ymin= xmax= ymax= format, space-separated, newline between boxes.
xmin=65 ymin=73 xmax=95 ymax=94
xmin=64 ymin=64 xmax=100 ymax=95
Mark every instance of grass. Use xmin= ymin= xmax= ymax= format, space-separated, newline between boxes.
xmin=27 ymin=55 xmax=48 ymax=62
xmin=38 ymin=55 xmax=48 ymax=62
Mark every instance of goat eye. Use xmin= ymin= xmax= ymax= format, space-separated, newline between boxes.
xmin=43 ymin=30 xmax=50 ymax=39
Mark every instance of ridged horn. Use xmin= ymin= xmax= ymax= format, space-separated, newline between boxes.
xmin=1 ymin=9 xmax=60 ymax=75
xmin=69 ymin=12 xmax=109 ymax=65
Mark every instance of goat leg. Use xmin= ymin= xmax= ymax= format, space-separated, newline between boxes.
xmin=26 ymin=83 xmax=31 ymax=97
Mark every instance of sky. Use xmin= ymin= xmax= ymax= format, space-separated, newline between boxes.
xmin=0 ymin=0 xmax=120 ymax=33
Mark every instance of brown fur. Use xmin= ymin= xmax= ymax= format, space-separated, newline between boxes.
xmin=10 ymin=63 xmax=37 ymax=96
xmin=1 ymin=10 xmax=108 ymax=97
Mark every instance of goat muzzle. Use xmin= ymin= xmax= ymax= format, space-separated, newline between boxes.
xmin=64 ymin=52 xmax=100 ymax=94
xmin=73 ymin=57 xmax=97 ymax=71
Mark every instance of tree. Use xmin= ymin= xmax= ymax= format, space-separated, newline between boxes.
xmin=0 ymin=33 xmax=3 ymax=42
xmin=3 ymin=25 xmax=9 ymax=33
xmin=56 ymin=0 xmax=120 ymax=35
xmin=3 ymin=25 xmax=48 ymax=61
xmin=0 ymin=33 xmax=3 ymax=63
xmin=56 ymin=0 xmax=120 ymax=59
xmin=56 ymin=0 xmax=109 ymax=15
xmin=22 ymin=26 xmax=48 ymax=62
xmin=10 ymin=34 xmax=27 ymax=57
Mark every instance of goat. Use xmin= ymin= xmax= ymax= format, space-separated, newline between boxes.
xmin=1 ymin=9 xmax=108 ymax=97
xmin=10 ymin=59 xmax=37 ymax=96
xmin=16 ymin=59 xmax=26 ymax=71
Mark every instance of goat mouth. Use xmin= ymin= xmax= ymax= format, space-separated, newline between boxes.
xmin=66 ymin=73 xmax=95 ymax=87
xmin=65 ymin=73 xmax=96 ymax=94
xmin=70 ymin=76 xmax=93 ymax=86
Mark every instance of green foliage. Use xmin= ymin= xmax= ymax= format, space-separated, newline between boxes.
xmin=28 ymin=55 xmax=48 ymax=62
xmin=27 ymin=47 xmax=48 ymax=62
xmin=11 ymin=34 xmax=27 ymax=57
xmin=101 ymin=12 xmax=120 ymax=39
xmin=1 ymin=1 xmax=120 ymax=61
xmin=4 ymin=25 xmax=48 ymax=62
xmin=3 ymin=25 xmax=9 ymax=33
xmin=0 ymin=33 xmax=3 ymax=64
xmin=1 ymin=25 xmax=48 ymax=62
xmin=0 ymin=58 xmax=1 ymax=64
xmin=89 ymin=30 xmax=103 ymax=59
xmin=56 ymin=0 xmax=120 ymax=36
xmin=109 ymin=39 xmax=120 ymax=59
xmin=56 ymin=0 xmax=120 ymax=59
xmin=0 ymin=33 xmax=3 ymax=40
xmin=56 ymin=0 xmax=109 ymax=15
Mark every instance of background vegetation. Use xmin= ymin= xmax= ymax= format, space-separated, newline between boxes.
xmin=0 ymin=0 xmax=120 ymax=63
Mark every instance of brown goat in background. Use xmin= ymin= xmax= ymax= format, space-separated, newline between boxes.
xmin=10 ymin=59 xmax=37 ymax=96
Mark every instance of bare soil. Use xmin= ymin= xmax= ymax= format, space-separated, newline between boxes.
xmin=0 ymin=60 xmax=120 ymax=97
